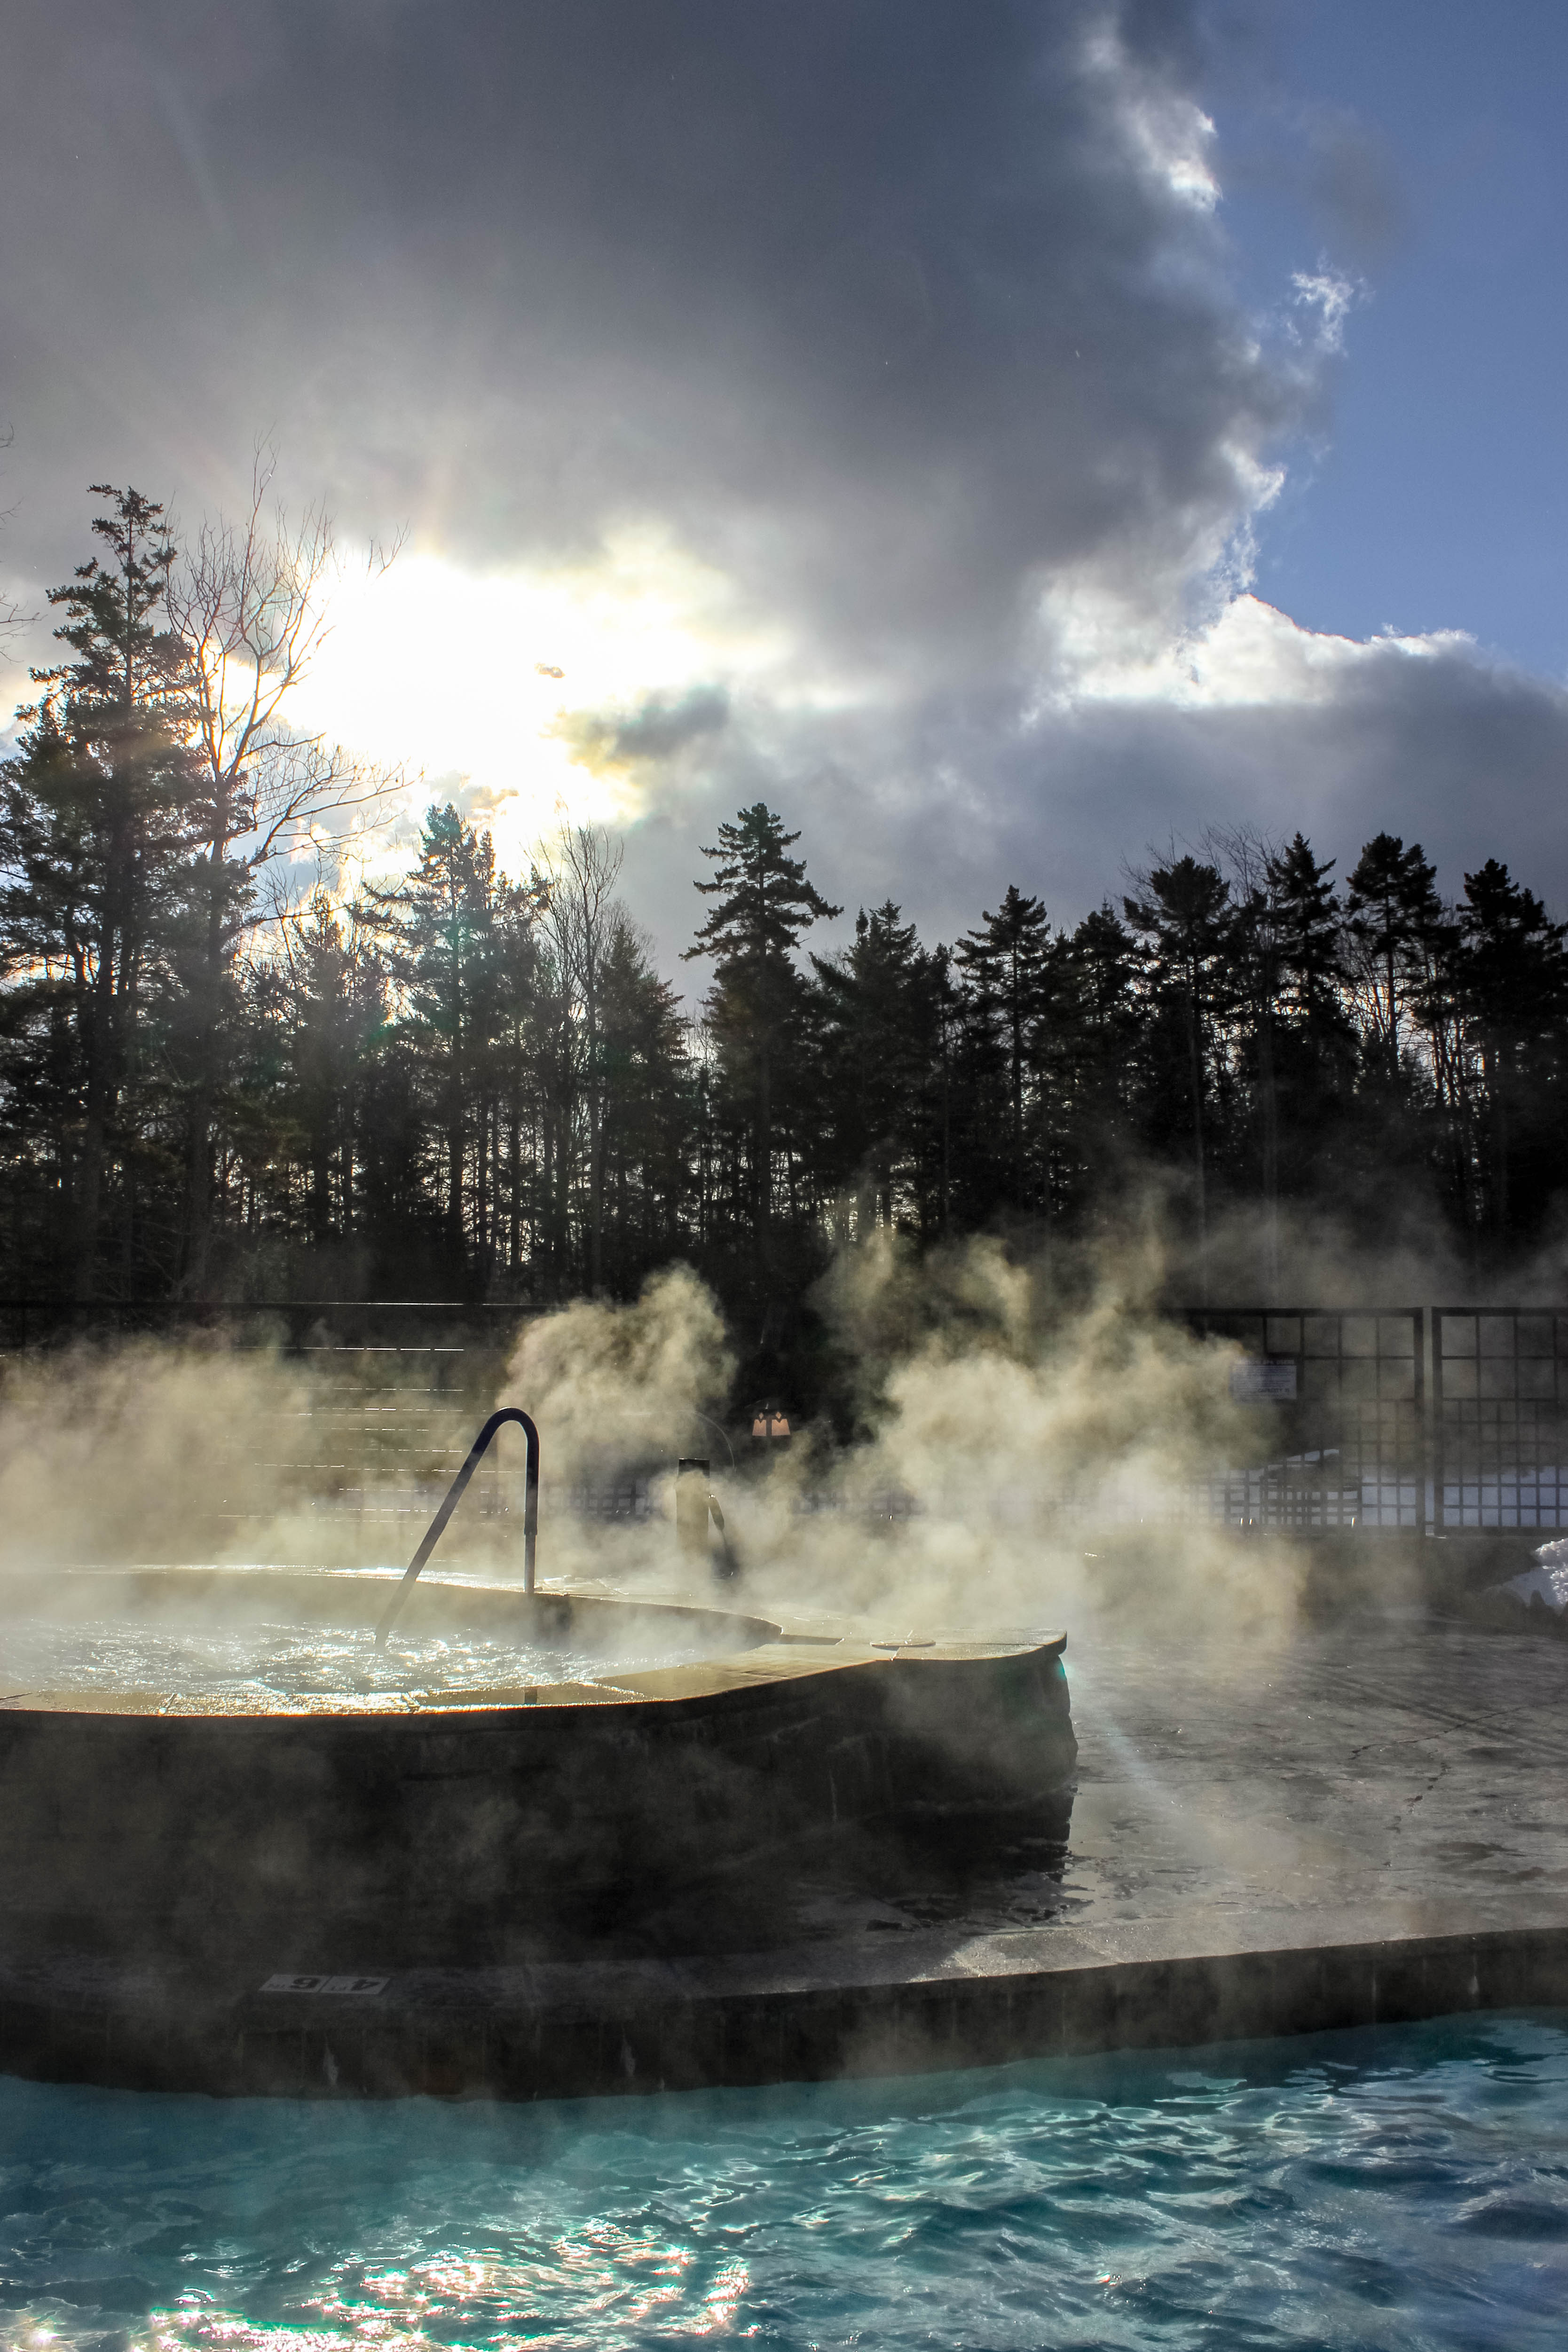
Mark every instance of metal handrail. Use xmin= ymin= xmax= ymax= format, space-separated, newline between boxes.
xmin=374 ymin=1407 xmax=540 ymax=1647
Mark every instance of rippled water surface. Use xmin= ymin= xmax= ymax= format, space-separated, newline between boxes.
xmin=2 ymin=2014 xmax=1567 ymax=2349
xmin=0 ymin=1618 xmax=707 ymax=1696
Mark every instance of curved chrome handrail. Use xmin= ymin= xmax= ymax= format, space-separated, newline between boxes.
xmin=374 ymin=1407 xmax=540 ymax=1647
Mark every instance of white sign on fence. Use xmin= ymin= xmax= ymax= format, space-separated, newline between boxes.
xmin=1229 ymin=1357 xmax=1298 ymax=1403
xmin=260 ymin=1974 xmax=388 ymax=1997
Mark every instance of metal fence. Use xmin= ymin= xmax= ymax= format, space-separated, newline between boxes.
xmin=2 ymin=1295 xmax=1563 ymax=1541
xmin=0 ymin=1296 xmax=523 ymax=1355
xmin=1189 ymin=1309 xmax=1427 ymax=1531
xmin=1191 ymin=1306 xmax=1568 ymax=1535
xmin=0 ymin=1301 xmax=524 ymax=1557
xmin=1433 ymin=1310 xmax=1568 ymax=1532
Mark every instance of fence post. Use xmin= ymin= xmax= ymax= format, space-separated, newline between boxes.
xmin=1424 ymin=1307 xmax=1440 ymax=1535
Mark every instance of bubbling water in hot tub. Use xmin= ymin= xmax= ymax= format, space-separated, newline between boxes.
xmin=0 ymin=1407 xmax=779 ymax=1707
xmin=0 ymin=1605 xmax=739 ymax=1699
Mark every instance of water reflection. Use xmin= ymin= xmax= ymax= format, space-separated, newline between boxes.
xmin=2 ymin=2014 xmax=1566 ymax=2351
xmin=0 ymin=1619 xmax=701 ymax=1698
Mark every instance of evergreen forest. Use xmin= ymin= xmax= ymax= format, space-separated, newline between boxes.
xmin=2 ymin=487 xmax=1566 ymax=1366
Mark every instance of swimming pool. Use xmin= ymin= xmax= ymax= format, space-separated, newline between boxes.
xmin=1 ymin=2013 xmax=1564 ymax=2349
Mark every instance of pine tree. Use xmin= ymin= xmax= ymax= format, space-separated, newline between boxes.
xmin=810 ymin=900 xmax=939 ymax=1237
xmin=954 ymin=886 xmax=1056 ymax=1219
xmin=1262 ymin=833 xmax=1357 ymax=1208
xmin=598 ymin=914 xmax=692 ymax=1287
xmin=1124 ymin=857 xmax=1233 ymax=1298
xmin=684 ymin=803 xmax=839 ymax=1261
xmin=1456 ymin=859 xmax=1568 ymax=1241
xmin=0 ymin=488 xmax=200 ymax=1297
xmin=1268 ymin=834 xmax=1345 ymax=1030
xmin=1055 ymin=903 xmax=1142 ymax=1219
xmin=365 ymin=805 xmax=507 ymax=1289
xmin=278 ymin=891 xmax=387 ymax=1252
xmin=1344 ymin=834 xmax=1447 ymax=1083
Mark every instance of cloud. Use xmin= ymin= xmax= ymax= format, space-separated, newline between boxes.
xmin=614 ymin=609 xmax=1568 ymax=978
xmin=0 ymin=0 xmax=1562 ymax=975
xmin=0 ymin=3 xmax=1306 ymax=680
xmin=1050 ymin=590 xmax=1467 ymax=710
xmin=555 ymin=686 xmax=732 ymax=778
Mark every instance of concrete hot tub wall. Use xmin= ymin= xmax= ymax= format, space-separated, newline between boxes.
xmin=0 ymin=1567 xmax=1078 ymax=1965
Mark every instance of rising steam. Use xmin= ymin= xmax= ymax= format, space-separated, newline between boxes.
xmin=716 ymin=1231 xmax=1301 ymax=1642
xmin=501 ymin=1263 xmax=733 ymax=1487
xmin=0 ymin=1228 xmax=1357 ymax=1645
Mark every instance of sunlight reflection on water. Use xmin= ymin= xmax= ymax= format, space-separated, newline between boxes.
xmin=0 ymin=1619 xmax=707 ymax=1695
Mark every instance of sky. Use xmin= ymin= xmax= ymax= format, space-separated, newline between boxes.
xmin=0 ymin=0 xmax=1564 ymax=976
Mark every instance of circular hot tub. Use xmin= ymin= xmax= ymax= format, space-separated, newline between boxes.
xmin=0 ymin=1565 xmax=779 ymax=1708
xmin=0 ymin=1567 xmax=1076 ymax=1964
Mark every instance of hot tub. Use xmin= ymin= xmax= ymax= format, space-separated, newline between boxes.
xmin=0 ymin=1566 xmax=1076 ymax=1963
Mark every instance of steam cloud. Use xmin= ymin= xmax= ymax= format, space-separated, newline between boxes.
xmin=685 ymin=1232 xmax=1302 ymax=1644
xmin=17 ymin=1206 xmax=1536 ymax=1648
xmin=498 ymin=1227 xmax=1311 ymax=1642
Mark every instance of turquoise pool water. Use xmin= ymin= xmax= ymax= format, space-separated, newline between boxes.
xmin=1 ymin=2014 xmax=1566 ymax=2350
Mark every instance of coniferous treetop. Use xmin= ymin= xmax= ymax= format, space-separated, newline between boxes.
xmin=685 ymin=801 xmax=841 ymax=968
xmin=33 ymin=485 xmax=188 ymax=734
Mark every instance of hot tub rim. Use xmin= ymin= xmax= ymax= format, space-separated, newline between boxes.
xmin=0 ymin=1562 xmax=1067 ymax=1720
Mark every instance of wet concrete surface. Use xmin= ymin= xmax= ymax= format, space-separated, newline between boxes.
xmin=1060 ymin=1612 xmax=1568 ymax=1938
xmin=605 ymin=1607 xmax=1568 ymax=1957
xmin=3 ymin=1608 xmax=1566 ymax=2097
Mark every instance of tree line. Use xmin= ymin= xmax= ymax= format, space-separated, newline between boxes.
xmin=1 ymin=485 xmax=1565 ymax=1343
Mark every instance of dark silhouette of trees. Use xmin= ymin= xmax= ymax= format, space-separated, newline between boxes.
xmin=366 ymin=806 xmax=504 ymax=1285
xmin=810 ymin=901 xmax=944 ymax=1239
xmin=1054 ymin=904 xmax=1142 ymax=1227
xmin=1261 ymin=834 xmax=1357 ymax=1209
xmin=596 ymin=914 xmax=690 ymax=1289
xmin=0 ymin=488 xmax=199 ymax=1297
xmin=1344 ymin=833 xmax=1448 ymax=1085
xmin=1455 ymin=860 xmax=1568 ymax=1241
xmin=954 ymin=886 xmax=1056 ymax=1221
xmin=1124 ymin=856 xmax=1234 ymax=1299
xmin=276 ymin=891 xmax=386 ymax=1257
xmin=544 ymin=826 xmax=623 ymax=1294
xmin=3 ymin=484 xmax=1568 ymax=1313
xmin=684 ymin=802 xmax=839 ymax=1267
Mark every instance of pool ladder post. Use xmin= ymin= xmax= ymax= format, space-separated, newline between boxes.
xmin=676 ymin=1456 xmax=740 ymax=1581
xmin=374 ymin=1407 xmax=540 ymax=1649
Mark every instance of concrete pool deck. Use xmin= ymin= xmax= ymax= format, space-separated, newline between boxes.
xmin=2 ymin=1608 xmax=1566 ymax=2098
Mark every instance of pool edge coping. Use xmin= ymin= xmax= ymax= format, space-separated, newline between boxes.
xmin=3 ymin=1896 xmax=1566 ymax=2103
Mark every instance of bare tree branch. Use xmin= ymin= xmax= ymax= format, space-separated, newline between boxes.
xmin=165 ymin=442 xmax=402 ymax=886
xmin=0 ymin=426 xmax=36 ymax=653
xmin=164 ymin=444 xmax=405 ymax=1291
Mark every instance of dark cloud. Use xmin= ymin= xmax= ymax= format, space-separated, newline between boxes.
xmin=604 ymin=689 xmax=731 ymax=765
xmin=0 ymin=0 xmax=1561 ymax=978
xmin=554 ymin=686 xmax=731 ymax=775
xmin=617 ymin=628 xmax=1568 ymax=978
xmin=0 ymin=0 xmax=1293 ymax=679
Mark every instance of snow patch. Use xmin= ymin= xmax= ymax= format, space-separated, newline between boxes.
xmin=1493 ymin=1540 xmax=1568 ymax=1613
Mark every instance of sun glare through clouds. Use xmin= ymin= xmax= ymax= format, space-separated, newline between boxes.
xmin=290 ymin=528 xmax=784 ymax=875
